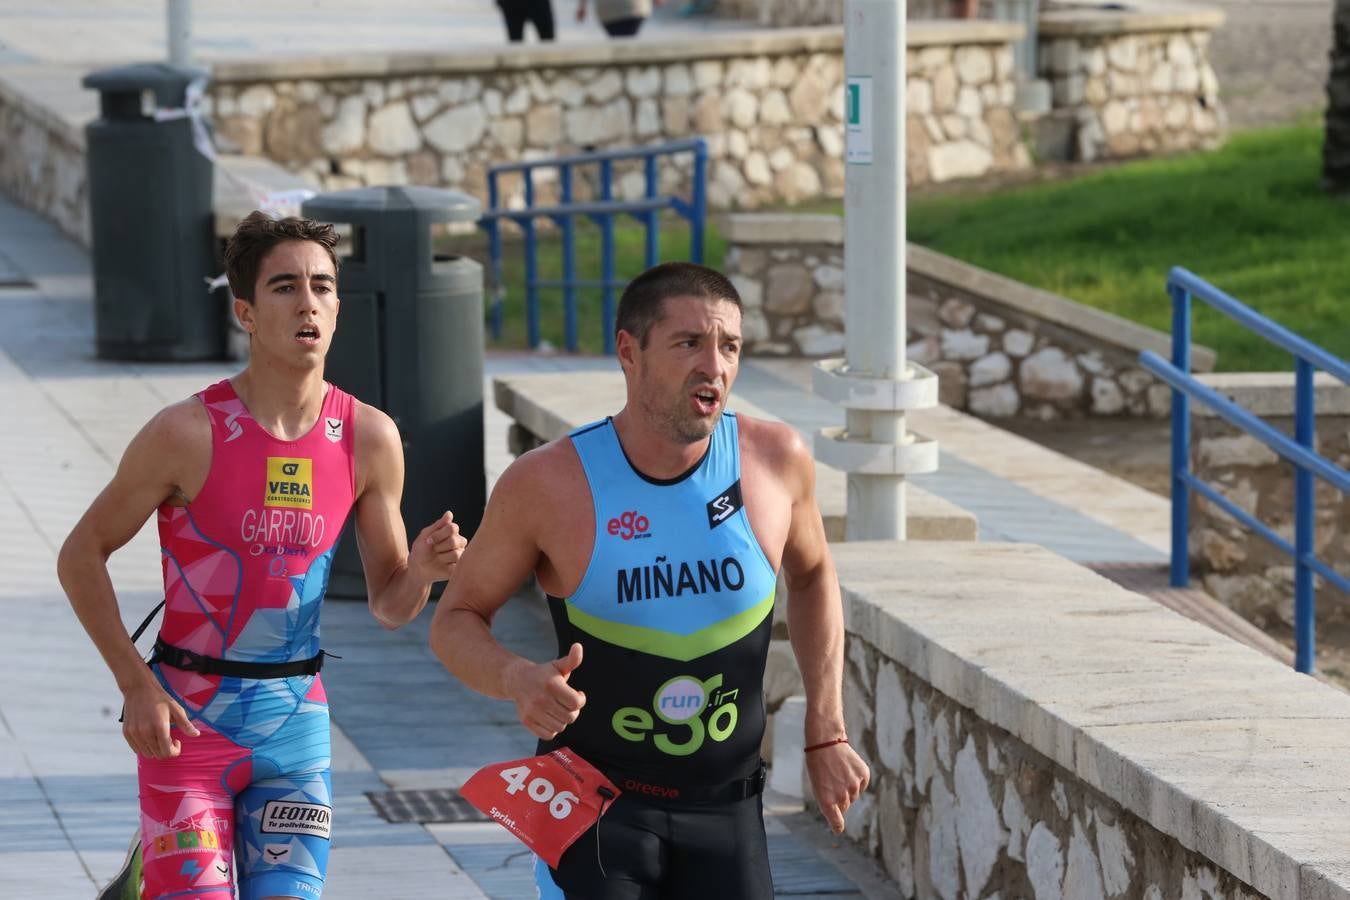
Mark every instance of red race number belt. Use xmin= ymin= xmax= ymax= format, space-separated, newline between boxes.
xmin=459 ymin=749 xmax=621 ymax=867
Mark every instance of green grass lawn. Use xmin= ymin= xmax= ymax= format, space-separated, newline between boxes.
xmin=907 ymin=122 xmax=1350 ymax=372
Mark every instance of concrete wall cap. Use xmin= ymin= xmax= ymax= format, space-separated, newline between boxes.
xmin=1038 ymin=4 xmax=1226 ymax=37
xmin=1194 ymin=372 xmax=1350 ymax=417
xmin=211 ymin=28 xmax=845 ymax=83
xmin=908 ymin=20 xmax=1026 ymax=46
xmin=210 ymin=22 xmax=1026 ymax=84
xmin=720 ymin=213 xmax=844 ymax=245
xmin=907 ymin=242 xmax=1218 ymax=371
xmin=0 ymin=68 xmax=87 ymax=148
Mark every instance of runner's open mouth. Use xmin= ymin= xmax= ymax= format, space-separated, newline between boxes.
xmin=691 ymin=386 xmax=720 ymax=414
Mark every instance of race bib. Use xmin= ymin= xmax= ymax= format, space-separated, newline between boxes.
xmin=459 ymin=749 xmax=620 ymax=868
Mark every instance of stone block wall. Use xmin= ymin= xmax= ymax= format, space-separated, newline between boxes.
xmin=0 ymin=75 xmax=88 ymax=246
xmin=906 ymin=25 xmax=1031 ymax=184
xmin=1190 ymin=373 xmax=1350 ymax=629
xmin=1039 ymin=9 xmax=1226 ymax=162
xmin=841 ymin=634 xmax=1268 ymax=899
xmin=721 ymin=213 xmax=1216 ymax=419
xmin=204 ymin=25 xmax=1028 ymax=211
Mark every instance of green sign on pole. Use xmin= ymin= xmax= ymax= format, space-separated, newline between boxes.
xmin=845 ymin=75 xmax=872 ymax=164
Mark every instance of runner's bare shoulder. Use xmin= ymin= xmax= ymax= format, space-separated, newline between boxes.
xmin=490 ymin=434 xmax=588 ymax=514
xmin=128 ymin=397 xmax=213 ymax=498
xmin=735 ymin=413 xmax=810 ymax=476
xmin=350 ymin=399 xmax=398 ymax=452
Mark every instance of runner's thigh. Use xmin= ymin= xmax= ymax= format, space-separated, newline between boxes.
xmin=234 ymin=694 xmax=332 ymax=900
xmin=547 ymin=797 xmax=666 ymax=899
xmin=666 ymin=795 xmax=773 ymax=899
xmin=139 ymin=728 xmax=248 ymax=899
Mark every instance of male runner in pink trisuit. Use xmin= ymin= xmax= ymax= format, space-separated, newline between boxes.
xmin=59 ymin=212 xmax=467 ymax=899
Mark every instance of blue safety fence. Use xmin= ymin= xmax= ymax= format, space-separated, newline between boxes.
xmin=479 ymin=138 xmax=709 ymax=354
xmin=1138 ymin=267 xmax=1350 ymax=674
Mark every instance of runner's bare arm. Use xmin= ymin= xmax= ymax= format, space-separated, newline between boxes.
xmin=57 ymin=400 xmax=208 ymax=759
xmin=775 ymin=427 xmax=871 ymax=833
xmin=429 ymin=444 xmax=587 ymax=740
xmin=352 ymin=402 xmax=466 ymax=629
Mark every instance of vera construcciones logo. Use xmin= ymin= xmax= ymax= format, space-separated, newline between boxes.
xmin=265 ymin=457 xmax=314 ymax=510
xmin=607 ymin=510 xmax=651 ymax=541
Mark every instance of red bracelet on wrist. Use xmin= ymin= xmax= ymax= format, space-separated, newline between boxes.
xmin=803 ymin=737 xmax=849 ymax=754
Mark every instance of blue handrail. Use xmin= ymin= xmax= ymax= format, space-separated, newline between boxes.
xmin=1138 ymin=266 xmax=1350 ymax=673
xmin=480 ymin=138 xmax=709 ymax=353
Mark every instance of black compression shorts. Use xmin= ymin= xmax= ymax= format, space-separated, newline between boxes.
xmin=536 ymin=793 xmax=773 ymax=899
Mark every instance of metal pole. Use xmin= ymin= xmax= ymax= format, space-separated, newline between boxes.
xmin=561 ymin=164 xmax=577 ymax=353
xmin=844 ymin=0 xmax=906 ymax=540
xmin=487 ymin=173 xmax=504 ymax=340
xmin=813 ymin=0 xmax=938 ymax=538
xmin=1169 ymin=283 xmax=1191 ymax=588
xmin=524 ymin=169 xmax=539 ymax=348
xmin=600 ymin=159 xmax=616 ymax=354
xmin=167 ymin=0 xmax=193 ymax=66
xmin=1294 ymin=358 xmax=1316 ymax=673
xmin=644 ymin=155 xmax=659 ymax=268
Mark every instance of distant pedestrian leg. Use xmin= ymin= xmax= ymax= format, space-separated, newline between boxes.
xmin=498 ymin=0 xmax=556 ymax=41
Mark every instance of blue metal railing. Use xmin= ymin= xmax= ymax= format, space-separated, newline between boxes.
xmin=1138 ymin=267 xmax=1350 ymax=673
xmin=479 ymin=138 xmax=709 ymax=354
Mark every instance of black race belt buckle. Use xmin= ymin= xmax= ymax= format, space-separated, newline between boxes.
xmin=606 ymin=760 xmax=766 ymax=804
xmin=151 ymin=637 xmax=325 ymax=679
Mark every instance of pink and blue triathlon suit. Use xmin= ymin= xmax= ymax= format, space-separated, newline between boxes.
xmin=140 ymin=378 xmax=355 ymax=899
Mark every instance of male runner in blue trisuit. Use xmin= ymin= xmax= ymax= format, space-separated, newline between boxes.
xmin=430 ymin=262 xmax=869 ymax=898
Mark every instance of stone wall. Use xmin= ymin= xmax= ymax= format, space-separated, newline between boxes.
xmin=842 ymin=635 xmax=1266 ymax=899
xmin=204 ymin=24 xmax=1028 ymax=210
xmin=0 ymin=73 xmax=89 ymax=246
xmin=1190 ymin=373 xmax=1350 ymax=628
xmin=1039 ymin=8 xmax=1226 ymax=162
xmin=827 ymin=540 xmax=1350 ymax=900
xmin=721 ymin=213 xmax=1216 ymax=419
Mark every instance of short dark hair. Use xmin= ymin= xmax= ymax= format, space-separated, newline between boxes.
xmin=223 ymin=211 xmax=340 ymax=302
xmin=615 ymin=262 xmax=742 ymax=347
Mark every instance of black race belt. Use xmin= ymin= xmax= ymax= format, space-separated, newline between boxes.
xmin=151 ymin=637 xmax=325 ymax=679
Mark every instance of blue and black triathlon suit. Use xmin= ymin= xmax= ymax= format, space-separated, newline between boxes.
xmin=534 ymin=412 xmax=778 ymax=899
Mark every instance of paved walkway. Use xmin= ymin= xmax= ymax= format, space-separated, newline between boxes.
xmin=1201 ymin=0 xmax=1334 ymax=128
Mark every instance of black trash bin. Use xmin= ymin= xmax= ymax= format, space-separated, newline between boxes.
xmin=302 ymin=186 xmax=486 ymax=599
xmin=82 ymin=62 xmax=223 ymax=360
